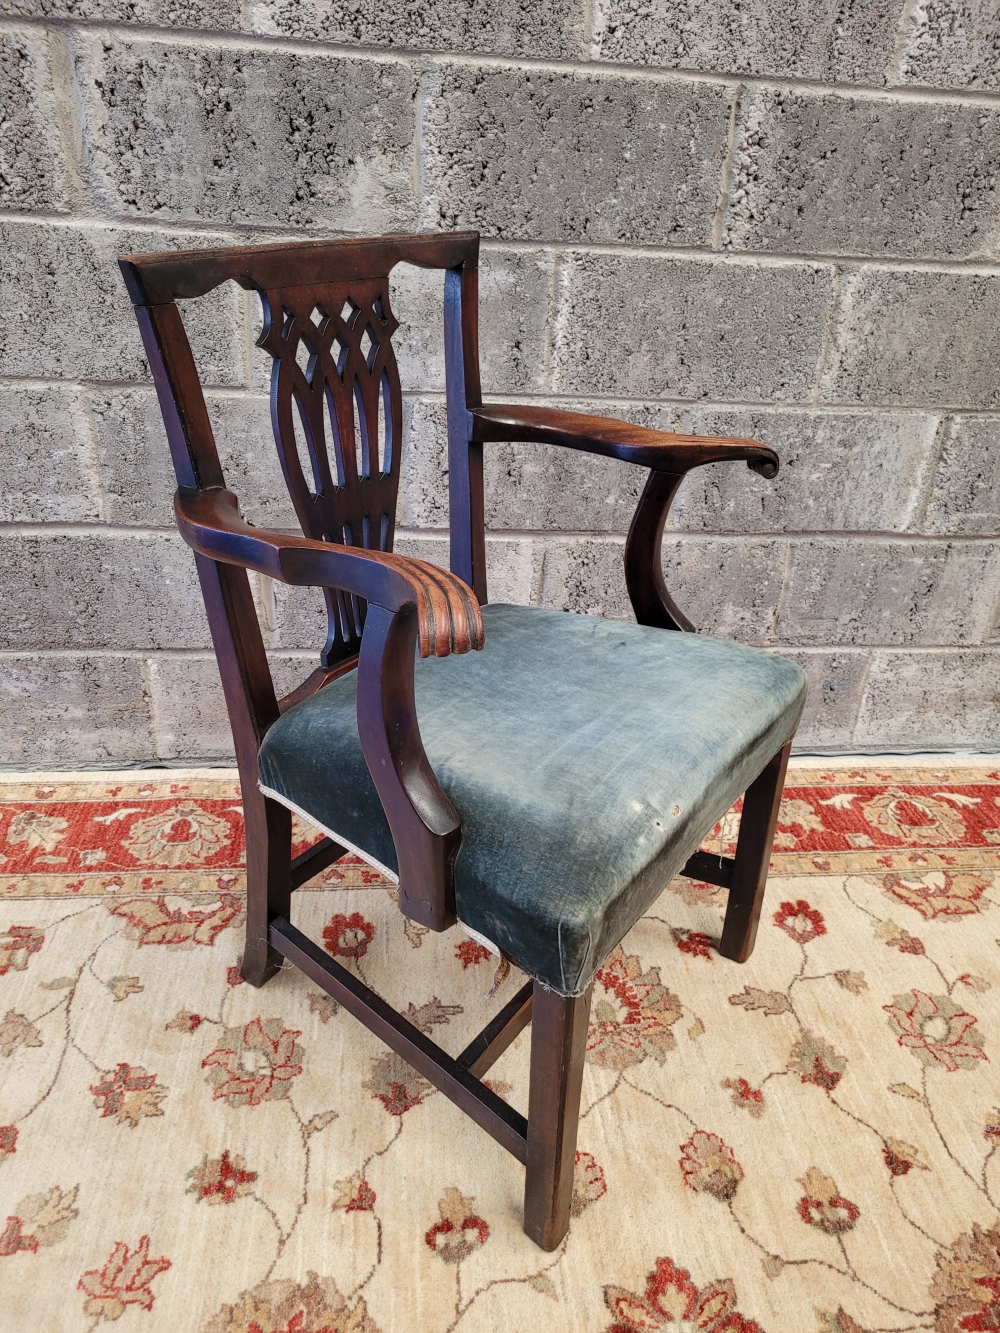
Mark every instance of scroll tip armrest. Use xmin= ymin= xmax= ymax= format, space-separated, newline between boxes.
xmin=470 ymin=404 xmax=778 ymax=476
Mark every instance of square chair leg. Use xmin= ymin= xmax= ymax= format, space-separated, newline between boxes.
xmin=241 ymin=790 xmax=292 ymax=988
xmin=524 ymin=982 xmax=593 ymax=1250
xmin=718 ymin=739 xmax=792 ymax=963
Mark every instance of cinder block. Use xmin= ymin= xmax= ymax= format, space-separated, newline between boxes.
xmin=421 ymin=65 xmax=729 ymax=245
xmin=87 ymin=388 xmax=177 ymax=526
xmin=535 ymin=533 xmax=789 ymax=640
xmin=820 ymin=268 xmax=1000 ymax=409
xmin=484 ymin=439 xmax=645 ymax=534
xmin=0 ymin=654 xmax=152 ymax=766
xmin=680 ymin=406 xmax=938 ymax=533
xmin=0 ymin=385 xmax=103 ymax=522
xmin=269 ymin=581 xmax=328 ymax=651
xmin=398 ymin=397 xmax=450 ymax=529
xmin=0 ymin=531 xmax=211 ymax=652
xmin=923 ymin=415 xmax=1000 ymax=536
xmin=723 ymin=89 xmax=1000 ymax=259
xmin=855 ymin=648 xmax=1000 ymax=750
xmin=0 ymin=221 xmax=244 ymax=384
xmin=661 ymin=535 xmax=790 ymax=643
xmin=251 ymin=0 xmax=583 ymax=58
xmin=536 ymin=535 xmax=632 ymax=619
xmin=89 ymin=387 xmax=295 ymax=527
xmin=770 ymin=648 xmax=869 ymax=751
xmin=0 ymin=29 xmax=68 ymax=212
xmin=894 ymin=0 xmax=1000 ymax=92
xmin=3 ymin=0 xmax=241 ymax=25
xmin=778 ymin=537 xmax=1000 ymax=646
xmin=145 ymin=654 xmax=233 ymax=760
xmin=396 ymin=530 xmax=544 ymax=605
xmin=591 ymin=0 xmax=899 ymax=85
xmin=389 ymin=248 xmax=555 ymax=397
xmin=75 ymin=36 xmax=419 ymax=230
xmin=482 ymin=536 xmax=546 ymax=604
xmin=552 ymin=253 xmax=833 ymax=401
xmin=145 ymin=651 xmax=316 ymax=760
xmin=399 ymin=395 xmax=692 ymax=532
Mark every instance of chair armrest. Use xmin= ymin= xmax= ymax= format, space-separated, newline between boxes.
xmin=177 ymin=484 xmax=481 ymax=933
xmin=175 ymin=486 xmax=483 ymax=659
xmin=470 ymin=404 xmax=778 ymax=479
xmin=470 ymin=404 xmax=779 ymax=634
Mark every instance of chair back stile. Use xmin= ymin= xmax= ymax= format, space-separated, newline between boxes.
xmin=444 ymin=264 xmax=487 ymax=603
xmin=131 ymin=298 xmax=281 ymax=780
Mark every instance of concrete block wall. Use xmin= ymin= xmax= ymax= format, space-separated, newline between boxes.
xmin=1 ymin=1 xmax=999 ymax=764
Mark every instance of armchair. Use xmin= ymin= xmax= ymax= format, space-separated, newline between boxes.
xmin=119 ymin=231 xmax=806 ymax=1250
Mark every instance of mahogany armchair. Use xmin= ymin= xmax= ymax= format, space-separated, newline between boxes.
xmin=119 ymin=231 xmax=806 ymax=1250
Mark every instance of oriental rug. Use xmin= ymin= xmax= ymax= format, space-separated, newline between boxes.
xmin=1 ymin=759 xmax=1000 ymax=1333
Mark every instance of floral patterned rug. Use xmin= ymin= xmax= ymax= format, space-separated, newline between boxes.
xmin=2 ymin=759 xmax=1000 ymax=1333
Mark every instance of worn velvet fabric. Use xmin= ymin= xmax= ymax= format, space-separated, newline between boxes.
xmin=258 ymin=605 xmax=807 ymax=995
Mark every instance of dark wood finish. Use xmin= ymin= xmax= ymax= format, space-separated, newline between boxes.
xmin=471 ymin=404 xmax=778 ymax=475
xmin=174 ymin=486 xmax=483 ymax=661
xmin=357 ymin=603 xmax=461 ymax=931
xmin=446 ymin=267 xmax=487 ymax=602
xmin=119 ymin=231 xmax=479 ymax=307
xmin=290 ymin=836 xmax=348 ymax=891
xmin=469 ymin=403 xmax=776 ymax=632
xmin=719 ymin=740 xmax=793 ymax=962
xmin=624 ymin=470 xmax=693 ymax=631
xmin=269 ymin=916 xmax=528 ymax=1163
xmin=119 ymin=230 xmax=798 ymax=1249
xmin=277 ymin=660 xmax=359 ymax=715
xmin=682 ymin=849 xmax=736 ymax=890
xmin=524 ymin=984 xmax=594 ymax=1251
xmin=191 ymin=548 xmax=288 ymax=986
xmin=457 ymin=980 xmax=534 ymax=1078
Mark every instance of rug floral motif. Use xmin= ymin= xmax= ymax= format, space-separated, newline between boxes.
xmin=1 ymin=761 xmax=1000 ymax=1332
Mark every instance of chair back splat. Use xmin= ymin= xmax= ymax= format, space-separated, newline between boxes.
xmin=119 ymin=232 xmax=484 ymax=681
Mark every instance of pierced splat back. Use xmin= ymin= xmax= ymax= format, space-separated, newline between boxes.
xmin=118 ymin=231 xmax=483 ymax=734
xmin=260 ymin=279 xmax=403 ymax=666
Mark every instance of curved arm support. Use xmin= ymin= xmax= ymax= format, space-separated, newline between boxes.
xmin=624 ymin=471 xmax=695 ymax=632
xmin=470 ymin=404 xmax=781 ymax=634
xmin=357 ymin=603 xmax=461 ymax=931
xmin=175 ymin=486 xmax=483 ymax=659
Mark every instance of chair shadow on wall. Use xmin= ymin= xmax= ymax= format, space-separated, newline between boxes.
xmin=119 ymin=231 xmax=807 ymax=1249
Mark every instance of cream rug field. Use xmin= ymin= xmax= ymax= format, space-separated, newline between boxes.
xmin=2 ymin=759 xmax=1000 ymax=1333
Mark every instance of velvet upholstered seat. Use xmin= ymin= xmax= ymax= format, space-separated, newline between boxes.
xmin=260 ymin=604 xmax=807 ymax=995
xmin=120 ymin=230 xmax=807 ymax=1252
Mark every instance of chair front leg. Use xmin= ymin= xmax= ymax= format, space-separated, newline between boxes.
xmin=241 ymin=787 xmax=292 ymax=987
xmin=718 ymin=738 xmax=793 ymax=963
xmin=524 ymin=982 xmax=593 ymax=1250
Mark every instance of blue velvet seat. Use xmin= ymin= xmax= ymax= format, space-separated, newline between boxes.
xmin=259 ymin=604 xmax=807 ymax=995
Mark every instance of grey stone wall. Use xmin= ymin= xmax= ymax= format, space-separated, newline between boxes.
xmin=1 ymin=1 xmax=999 ymax=764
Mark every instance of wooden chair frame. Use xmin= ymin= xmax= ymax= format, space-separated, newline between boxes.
xmin=120 ymin=231 xmax=793 ymax=1250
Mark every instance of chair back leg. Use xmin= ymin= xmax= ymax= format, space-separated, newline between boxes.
xmin=241 ymin=789 xmax=292 ymax=987
xmin=523 ymin=982 xmax=593 ymax=1250
xmin=718 ymin=738 xmax=793 ymax=963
